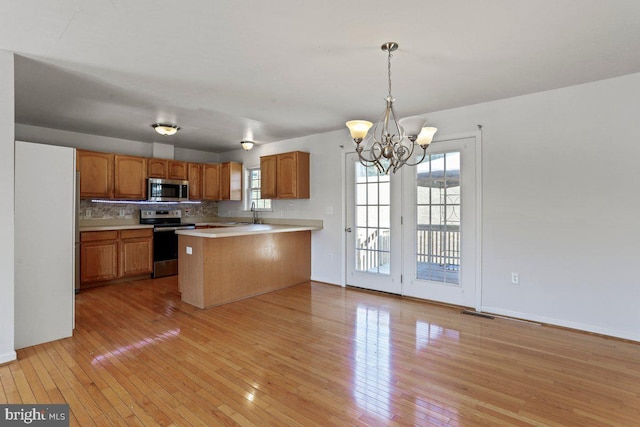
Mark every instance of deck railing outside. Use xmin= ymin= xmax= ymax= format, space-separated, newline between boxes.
xmin=416 ymin=225 xmax=460 ymax=268
xmin=356 ymin=226 xmax=460 ymax=280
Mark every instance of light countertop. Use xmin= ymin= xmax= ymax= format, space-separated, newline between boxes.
xmin=176 ymin=224 xmax=321 ymax=238
xmin=79 ymin=224 xmax=154 ymax=232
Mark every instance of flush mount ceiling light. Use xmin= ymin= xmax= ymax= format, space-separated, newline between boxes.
xmin=151 ymin=123 xmax=180 ymax=136
xmin=240 ymin=140 xmax=255 ymax=151
xmin=346 ymin=42 xmax=437 ymax=174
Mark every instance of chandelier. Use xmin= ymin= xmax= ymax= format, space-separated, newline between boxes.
xmin=346 ymin=42 xmax=437 ymax=174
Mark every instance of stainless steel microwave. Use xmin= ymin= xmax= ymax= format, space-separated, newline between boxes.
xmin=147 ymin=178 xmax=189 ymax=202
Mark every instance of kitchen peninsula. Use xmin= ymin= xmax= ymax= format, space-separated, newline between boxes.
xmin=176 ymin=224 xmax=320 ymax=309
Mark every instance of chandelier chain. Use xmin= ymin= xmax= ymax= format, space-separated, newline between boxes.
xmin=387 ymin=49 xmax=393 ymax=99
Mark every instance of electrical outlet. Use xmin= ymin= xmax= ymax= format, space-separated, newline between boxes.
xmin=118 ymin=209 xmax=125 ymax=217
xmin=186 ymin=246 xmax=192 ymax=255
xmin=85 ymin=209 xmax=91 ymax=218
xmin=511 ymin=272 xmax=520 ymax=285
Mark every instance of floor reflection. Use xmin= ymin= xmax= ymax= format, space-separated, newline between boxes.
xmin=91 ymin=328 xmax=180 ymax=365
xmin=353 ymin=304 xmax=392 ymax=419
xmin=415 ymin=321 xmax=460 ymax=351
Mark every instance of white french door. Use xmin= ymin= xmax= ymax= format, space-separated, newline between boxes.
xmin=401 ymin=134 xmax=480 ymax=308
xmin=345 ymin=132 xmax=481 ymax=308
xmin=345 ymin=153 xmax=402 ymax=294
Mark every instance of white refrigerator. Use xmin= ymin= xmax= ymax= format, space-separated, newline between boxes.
xmin=14 ymin=141 xmax=75 ymax=349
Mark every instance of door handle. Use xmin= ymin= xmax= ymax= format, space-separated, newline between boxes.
xmin=345 ymin=227 xmax=352 ymax=232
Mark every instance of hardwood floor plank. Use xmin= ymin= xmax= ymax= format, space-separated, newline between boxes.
xmin=4 ymin=277 xmax=640 ymax=426
xmin=8 ymin=362 xmax=37 ymax=403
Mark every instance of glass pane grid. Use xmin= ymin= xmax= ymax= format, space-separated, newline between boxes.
xmin=248 ymin=168 xmax=271 ymax=210
xmin=416 ymin=152 xmax=461 ymax=284
xmin=354 ymin=164 xmax=390 ymax=275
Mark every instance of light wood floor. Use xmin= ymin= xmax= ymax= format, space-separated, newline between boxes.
xmin=2 ymin=278 xmax=640 ymax=426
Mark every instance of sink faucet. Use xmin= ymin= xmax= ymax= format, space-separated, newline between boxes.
xmin=251 ymin=202 xmax=259 ymax=224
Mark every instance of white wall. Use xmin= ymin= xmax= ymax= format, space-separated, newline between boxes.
xmin=223 ymin=73 xmax=640 ymax=341
xmin=423 ymin=73 xmax=640 ymax=340
xmin=0 ymin=50 xmax=16 ymax=363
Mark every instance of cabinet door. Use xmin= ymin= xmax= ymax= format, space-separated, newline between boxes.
xmin=203 ymin=163 xmax=220 ymax=200
xmin=188 ymin=163 xmax=203 ymax=200
xmin=260 ymin=155 xmax=277 ymax=199
xmin=220 ymin=162 xmax=243 ymax=201
xmin=148 ymin=158 xmax=168 ymax=178
xmin=77 ymin=150 xmax=114 ymax=198
xmin=80 ymin=232 xmax=119 ymax=284
xmin=168 ymin=161 xmax=188 ymax=180
xmin=114 ymin=155 xmax=147 ymax=199
xmin=277 ymin=152 xmax=309 ymax=199
xmin=120 ymin=229 xmax=153 ymax=277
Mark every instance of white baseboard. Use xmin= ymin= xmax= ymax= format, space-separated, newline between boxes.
xmin=0 ymin=350 xmax=17 ymax=365
xmin=481 ymin=305 xmax=640 ymax=342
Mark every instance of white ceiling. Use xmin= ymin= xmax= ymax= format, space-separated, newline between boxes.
xmin=3 ymin=0 xmax=640 ymax=153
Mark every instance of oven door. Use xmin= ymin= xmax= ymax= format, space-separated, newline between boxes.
xmin=152 ymin=227 xmax=179 ymax=278
xmin=154 ymin=227 xmax=179 ymax=262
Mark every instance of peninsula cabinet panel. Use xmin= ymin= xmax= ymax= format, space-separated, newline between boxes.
xmin=120 ymin=229 xmax=153 ymax=277
xmin=168 ymin=161 xmax=188 ymax=180
xmin=77 ymin=150 xmax=114 ymax=198
xmin=148 ymin=158 xmax=168 ymax=178
xmin=260 ymin=155 xmax=277 ymax=199
xmin=202 ymin=163 xmax=220 ymax=200
xmin=188 ymin=163 xmax=204 ymax=200
xmin=220 ymin=161 xmax=243 ymax=201
xmin=114 ymin=155 xmax=147 ymax=199
xmin=80 ymin=231 xmax=119 ymax=284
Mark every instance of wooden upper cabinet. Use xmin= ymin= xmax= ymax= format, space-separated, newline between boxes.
xmin=260 ymin=151 xmax=309 ymax=199
xmin=260 ymin=155 xmax=278 ymax=199
xmin=277 ymin=152 xmax=309 ymax=199
xmin=148 ymin=158 xmax=168 ymax=178
xmin=202 ymin=163 xmax=220 ymax=201
xmin=220 ymin=162 xmax=243 ymax=201
xmin=114 ymin=155 xmax=147 ymax=199
xmin=148 ymin=159 xmax=187 ymax=180
xmin=77 ymin=150 xmax=114 ymax=198
xmin=168 ymin=161 xmax=188 ymax=180
xmin=188 ymin=163 xmax=203 ymax=200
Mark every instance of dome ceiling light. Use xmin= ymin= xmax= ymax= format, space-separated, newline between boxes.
xmin=151 ymin=123 xmax=180 ymax=136
xmin=240 ymin=140 xmax=255 ymax=151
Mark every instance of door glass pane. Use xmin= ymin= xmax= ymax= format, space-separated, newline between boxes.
xmin=416 ymin=152 xmax=461 ymax=284
xmin=354 ymin=163 xmax=390 ymax=275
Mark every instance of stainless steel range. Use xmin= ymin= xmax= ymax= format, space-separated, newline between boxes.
xmin=140 ymin=209 xmax=195 ymax=278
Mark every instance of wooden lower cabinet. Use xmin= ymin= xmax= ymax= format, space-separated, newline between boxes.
xmin=80 ymin=228 xmax=153 ymax=287
xmin=80 ymin=231 xmax=119 ymax=284
xmin=120 ymin=229 xmax=153 ymax=277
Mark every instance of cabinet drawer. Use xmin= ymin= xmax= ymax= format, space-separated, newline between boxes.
xmin=120 ymin=228 xmax=153 ymax=239
xmin=81 ymin=230 xmax=119 ymax=242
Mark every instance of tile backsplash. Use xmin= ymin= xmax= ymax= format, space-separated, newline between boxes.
xmin=79 ymin=199 xmax=218 ymax=221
